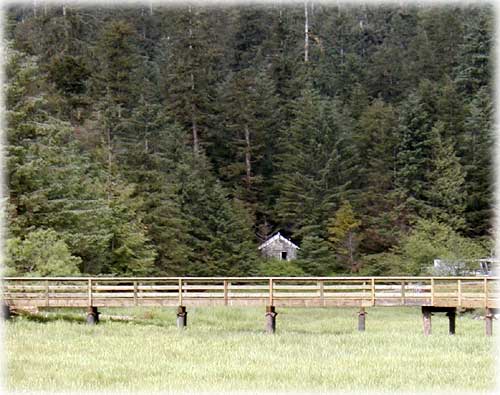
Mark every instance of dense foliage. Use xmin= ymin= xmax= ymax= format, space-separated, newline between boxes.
xmin=4 ymin=2 xmax=494 ymax=276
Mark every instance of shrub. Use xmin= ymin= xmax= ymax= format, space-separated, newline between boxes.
xmin=256 ymin=258 xmax=305 ymax=276
xmin=5 ymin=228 xmax=81 ymax=276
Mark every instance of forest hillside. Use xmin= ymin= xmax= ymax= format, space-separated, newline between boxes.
xmin=3 ymin=2 xmax=494 ymax=277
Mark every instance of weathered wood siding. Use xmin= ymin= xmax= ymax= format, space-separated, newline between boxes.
xmin=260 ymin=238 xmax=298 ymax=260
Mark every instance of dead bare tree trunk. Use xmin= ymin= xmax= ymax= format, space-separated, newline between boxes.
xmin=106 ymin=126 xmax=112 ymax=201
xmin=190 ymin=71 xmax=199 ymax=154
xmin=348 ymin=232 xmax=355 ymax=271
xmin=188 ymin=5 xmax=193 ymax=50
xmin=188 ymin=5 xmax=199 ymax=155
xmin=304 ymin=0 xmax=309 ymax=62
xmin=244 ymin=124 xmax=252 ymax=187
xmin=141 ymin=7 xmax=147 ymax=40
xmin=192 ymin=103 xmax=199 ymax=155
xmin=62 ymin=5 xmax=69 ymax=48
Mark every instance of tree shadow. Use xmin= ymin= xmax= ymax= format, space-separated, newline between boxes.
xmin=11 ymin=311 xmax=358 ymax=335
xmin=280 ymin=328 xmax=353 ymax=335
xmin=14 ymin=311 xmax=85 ymax=324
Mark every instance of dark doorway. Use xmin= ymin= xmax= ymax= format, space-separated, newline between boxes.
xmin=281 ymin=251 xmax=287 ymax=261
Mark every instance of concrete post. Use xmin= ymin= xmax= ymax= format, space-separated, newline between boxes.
xmin=2 ymin=304 xmax=11 ymax=320
xmin=446 ymin=309 xmax=456 ymax=335
xmin=485 ymin=308 xmax=493 ymax=337
xmin=177 ymin=305 xmax=187 ymax=329
xmin=86 ymin=306 xmax=99 ymax=325
xmin=358 ymin=307 xmax=366 ymax=332
xmin=265 ymin=305 xmax=277 ymax=334
xmin=422 ymin=307 xmax=431 ymax=336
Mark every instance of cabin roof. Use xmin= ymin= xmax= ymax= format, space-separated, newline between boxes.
xmin=258 ymin=232 xmax=300 ymax=250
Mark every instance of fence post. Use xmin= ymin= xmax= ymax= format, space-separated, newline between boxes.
xmin=446 ymin=308 xmax=456 ymax=335
xmin=430 ymin=278 xmax=435 ymax=306
xmin=358 ymin=307 xmax=366 ymax=332
xmin=178 ymin=278 xmax=183 ymax=306
xmin=177 ymin=305 xmax=187 ymax=329
xmin=401 ymin=281 xmax=405 ymax=305
xmin=422 ymin=306 xmax=431 ymax=336
xmin=86 ymin=306 xmax=99 ymax=325
xmin=265 ymin=278 xmax=276 ymax=334
xmin=484 ymin=278 xmax=488 ymax=308
xmin=265 ymin=305 xmax=277 ymax=334
xmin=86 ymin=278 xmax=98 ymax=324
xmin=269 ymin=278 xmax=273 ymax=306
xmin=371 ymin=278 xmax=375 ymax=306
xmin=458 ymin=279 xmax=462 ymax=308
xmin=45 ymin=280 xmax=49 ymax=307
xmin=87 ymin=278 xmax=92 ymax=307
xmin=318 ymin=281 xmax=324 ymax=307
xmin=485 ymin=308 xmax=493 ymax=337
xmin=268 ymin=278 xmax=274 ymax=306
xmin=224 ymin=280 xmax=228 ymax=306
xmin=134 ymin=281 xmax=138 ymax=306
xmin=2 ymin=304 xmax=11 ymax=320
xmin=176 ymin=278 xmax=187 ymax=329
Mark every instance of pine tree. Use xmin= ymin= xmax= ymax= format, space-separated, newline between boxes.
xmin=454 ymin=6 xmax=493 ymax=95
xmin=101 ymin=185 xmax=157 ymax=276
xmin=394 ymin=83 xmax=436 ymax=224
xmin=355 ymin=99 xmax=399 ymax=253
xmin=161 ymin=6 xmax=226 ymax=154
xmin=217 ymin=67 xmax=279 ymax=218
xmin=296 ymin=235 xmax=336 ymax=276
xmin=276 ymin=87 xmax=351 ymax=238
xmin=408 ymin=8 xmax=464 ymax=83
xmin=116 ymin=80 xmax=193 ymax=275
xmin=92 ymin=20 xmax=141 ymax=111
xmin=425 ymin=122 xmax=467 ymax=231
xmin=90 ymin=20 xmax=142 ymax=187
xmin=462 ymin=87 xmax=494 ymax=236
xmin=327 ymin=201 xmax=362 ymax=272
xmin=175 ymin=154 xmax=258 ymax=276
xmin=6 ymin=47 xmax=156 ymax=275
xmin=435 ymin=77 xmax=466 ymax=142
xmin=6 ymin=48 xmax=108 ymax=273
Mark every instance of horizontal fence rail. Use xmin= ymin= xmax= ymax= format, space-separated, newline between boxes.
xmin=2 ymin=276 xmax=499 ymax=309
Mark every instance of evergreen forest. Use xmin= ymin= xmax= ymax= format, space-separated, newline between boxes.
xmin=3 ymin=2 xmax=495 ymax=277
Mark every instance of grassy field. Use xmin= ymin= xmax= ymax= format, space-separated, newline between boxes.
xmin=4 ymin=306 xmax=497 ymax=393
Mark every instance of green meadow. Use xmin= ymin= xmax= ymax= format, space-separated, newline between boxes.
xmin=5 ymin=307 xmax=496 ymax=393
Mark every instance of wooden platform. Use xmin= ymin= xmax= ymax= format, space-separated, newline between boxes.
xmin=2 ymin=276 xmax=498 ymax=310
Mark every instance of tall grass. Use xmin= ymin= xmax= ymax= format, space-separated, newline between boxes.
xmin=5 ymin=307 xmax=497 ymax=392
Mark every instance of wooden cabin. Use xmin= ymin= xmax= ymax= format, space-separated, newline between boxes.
xmin=258 ymin=232 xmax=299 ymax=261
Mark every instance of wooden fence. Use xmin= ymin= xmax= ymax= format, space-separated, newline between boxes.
xmin=3 ymin=276 xmax=498 ymax=309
